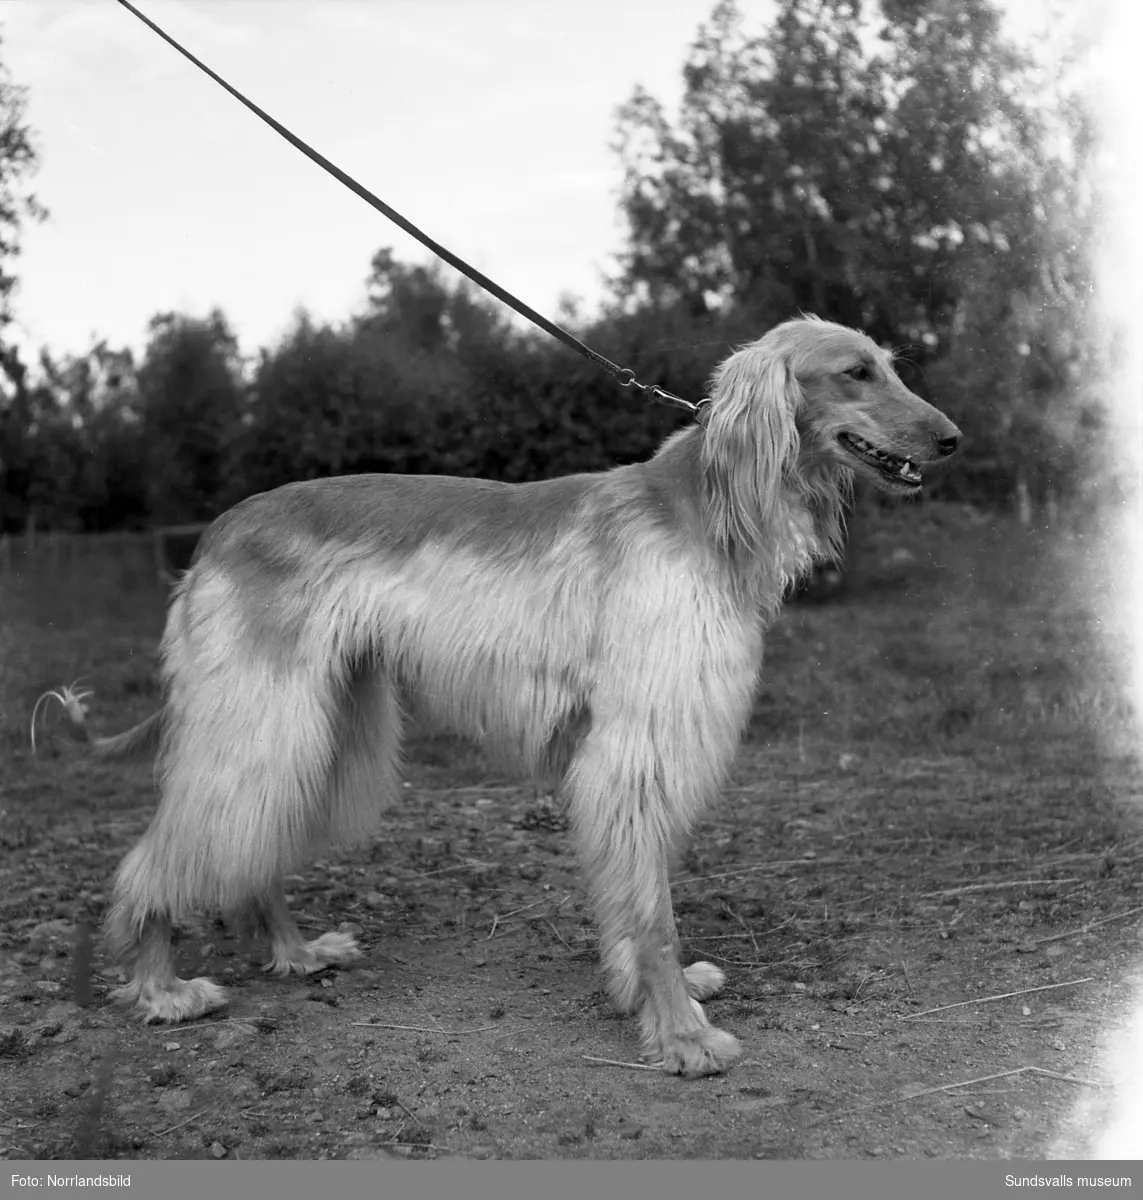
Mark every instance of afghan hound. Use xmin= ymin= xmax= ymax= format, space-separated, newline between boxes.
xmin=97 ymin=316 xmax=960 ymax=1077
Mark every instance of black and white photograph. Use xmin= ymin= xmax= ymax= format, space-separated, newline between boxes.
xmin=0 ymin=0 xmax=1139 ymax=1180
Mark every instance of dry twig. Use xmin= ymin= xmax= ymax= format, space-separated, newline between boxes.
xmin=581 ymin=1054 xmax=664 ymax=1072
xmin=900 ymin=977 xmax=1094 ymax=1021
xmin=144 ymin=1106 xmax=213 ymax=1141
xmin=823 ymin=1065 xmax=1107 ymax=1122
xmin=377 ymin=1140 xmax=456 ymax=1154
xmin=545 ymin=919 xmax=573 ymax=951
xmin=675 ymin=858 xmax=843 ymax=887
xmin=919 ymin=878 xmax=1083 ymax=898
xmin=1024 ymin=905 xmax=1143 ymax=947
xmin=485 ymin=899 xmax=544 ymax=939
xmin=350 ymin=1022 xmax=502 ymax=1035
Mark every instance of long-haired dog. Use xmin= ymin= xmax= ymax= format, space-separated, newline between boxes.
xmin=97 ymin=316 xmax=960 ymax=1077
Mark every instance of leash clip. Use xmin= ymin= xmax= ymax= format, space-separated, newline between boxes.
xmin=645 ymin=385 xmax=713 ymax=428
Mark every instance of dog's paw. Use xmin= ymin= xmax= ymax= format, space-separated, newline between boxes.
xmin=683 ymin=960 xmax=726 ymax=1001
xmin=110 ymin=976 xmax=228 ymax=1024
xmin=658 ymin=1026 xmax=741 ymax=1078
xmin=262 ymin=930 xmax=362 ymax=976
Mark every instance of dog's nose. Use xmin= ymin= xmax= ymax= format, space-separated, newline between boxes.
xmin=935 ymin=431 xmax=962 ymax=457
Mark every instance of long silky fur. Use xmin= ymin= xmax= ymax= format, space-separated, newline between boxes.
xmin=101 ymin=315 xmax=959 ymax=1075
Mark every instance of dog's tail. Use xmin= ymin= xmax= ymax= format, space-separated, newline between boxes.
xmin=92 ymin=711 xmax=165 ymax=761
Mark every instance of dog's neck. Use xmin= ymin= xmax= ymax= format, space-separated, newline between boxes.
xmin=647 ymin=427 xmax=848 ymax=619
xmin=738 ymin=470 xmax=847 ymax=620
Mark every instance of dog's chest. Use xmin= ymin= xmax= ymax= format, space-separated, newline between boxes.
xmin=777 ymin=497 xmax=825 ymax=576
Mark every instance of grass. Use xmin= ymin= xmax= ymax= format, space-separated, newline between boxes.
xmin=766 ymin=502 xmax=1132 ymax=768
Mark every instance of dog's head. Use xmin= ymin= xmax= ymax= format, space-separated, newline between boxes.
xmin=701 ymin=315 xmax=961 ymax=555
xmin=781 ymin=318 xmax=961 ymax=495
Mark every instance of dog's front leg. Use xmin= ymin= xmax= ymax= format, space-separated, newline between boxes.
xmin=623 ymin=861 xmax=740 ymax=1078
xmin=568 ymin=749 xmax=740 ymax=1077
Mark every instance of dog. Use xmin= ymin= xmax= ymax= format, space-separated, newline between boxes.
xmin=96 ymin=315 xmax=960 ymax=1077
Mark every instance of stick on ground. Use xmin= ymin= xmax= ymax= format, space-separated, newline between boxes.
xmin=900 ymin=977 xmax=1094 ymax=1021
xmin=822 ymin=1064 xmax=1107 ymax=1122
xmin=581 ymin=1054 xmax=664 ymax=1072
xmin=350 ymin=1022 xmax=502 ymax=1035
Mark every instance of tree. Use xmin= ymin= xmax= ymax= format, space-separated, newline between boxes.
xmin=615 ymin=0 xmax=1047 ymax=338
xmin=612 ymin=0 xmax=1095 ymax=505
xmin=616 ymin=0 xmax=890 ymax=328
xmin=136 ymin=311 xmax=243 ymax=523
xmin=0 ymin=34 xmax=48 ymax=527
xmin=0 ymin=370 xmax=81 ymax=532
xmin=0 ymin=341 xmax=146 ymax=532
xmin=916 ymin=7 xmax=1101 ymax=514
xmin=0 ymin=34 xmax=44 ymax=350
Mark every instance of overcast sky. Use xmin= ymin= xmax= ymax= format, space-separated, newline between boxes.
xmin=0 ymin=0 xmax=1099 ymax=364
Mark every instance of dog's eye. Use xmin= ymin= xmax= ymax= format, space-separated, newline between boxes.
xmin=844 ymin=364 xmax=871 ymax=381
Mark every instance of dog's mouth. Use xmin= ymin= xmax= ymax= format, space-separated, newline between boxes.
xmin=838 ymin=433 xmax=923 ymax=491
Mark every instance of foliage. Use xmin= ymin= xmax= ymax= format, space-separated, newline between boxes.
xmin=0 ymin=33 xmax=47 ymax=528
xmin=0 ymin=1 xmax=1104 ymax=530
xmin=613 ymin=0 xmax=1098 ymax=506
xmin=134 ymin=310 xmax=244 ymax=524
xmin=0 ymin=34 xmax=43 ymax=338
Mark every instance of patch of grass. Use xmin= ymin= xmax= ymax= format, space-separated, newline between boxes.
xmin=146 ymin=1063 xmax=182 ymax=1088
xmin=753 ymin=502 xmax=1135 ymax=761
xmin=254 ymin=1065 xmax=313 ymax=1095
xmin=0 ymin=1027 xmax=31 ymax=1060
xmin=0 ymin=568 xmax=166 ymax=756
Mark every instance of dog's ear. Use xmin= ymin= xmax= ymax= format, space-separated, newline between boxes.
xmin=701 ymin=340 xmax=802 ymax=555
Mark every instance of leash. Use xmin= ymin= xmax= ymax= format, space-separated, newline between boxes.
xmin=115 ymin=0 xmax=711 ymax=428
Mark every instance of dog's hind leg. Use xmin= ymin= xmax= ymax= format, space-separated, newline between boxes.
xmin=106 ymin=885 xmax=226 ymax=1024
xmin=255 ymin=665 xmax=402 ymax=976
xmin=326 ymin=663 xmax=404 ymax=847
xmin=106 ymin=591 xmax=359 ymax=1022
xmin=255 ymin=886 xmax=361 ymax=976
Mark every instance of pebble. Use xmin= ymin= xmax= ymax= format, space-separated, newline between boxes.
xmin=156 ymin=1089 xmax=193 ymax=1114
xmin=213 ymin=1024 xmax=257 ymax=1050
xmin=26 ymin=920 xmax=76 ymax=953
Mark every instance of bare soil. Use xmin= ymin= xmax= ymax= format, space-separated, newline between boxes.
xmin=2 ymin=502 xmax=1141 ymax=1161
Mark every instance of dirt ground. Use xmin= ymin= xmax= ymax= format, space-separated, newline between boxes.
xmin=2 ymin=501 xmax=1141 ymax=1161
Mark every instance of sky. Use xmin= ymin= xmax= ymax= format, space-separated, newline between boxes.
xmin=0 ymin=0 xmax=1078 ymax=366
xmin=0 ymin=0 xmax=727 ymax=363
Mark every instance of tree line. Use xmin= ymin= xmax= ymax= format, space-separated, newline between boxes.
xmin=0 ymin=0 xmax=1106 ymax=534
